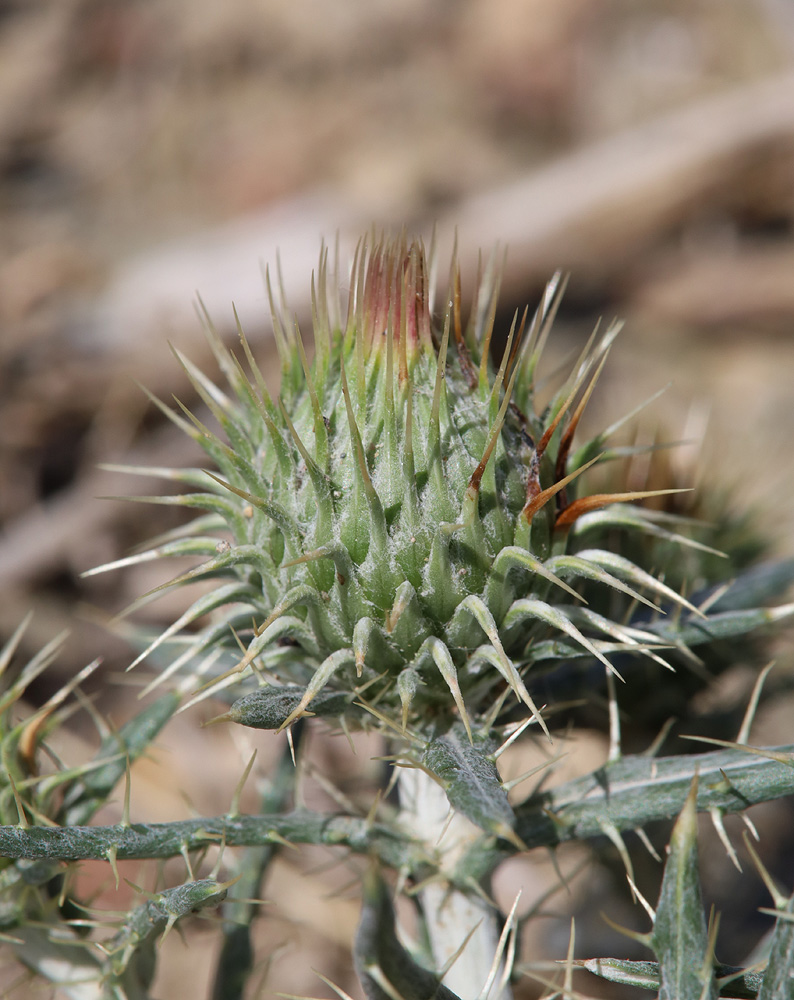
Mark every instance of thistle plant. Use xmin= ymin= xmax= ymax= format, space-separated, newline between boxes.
xmin=1 ymin=235 xmax=794 ymax=999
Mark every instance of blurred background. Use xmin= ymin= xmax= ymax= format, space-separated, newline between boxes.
xmin=1 ymin=1 xmax=794 ymax=997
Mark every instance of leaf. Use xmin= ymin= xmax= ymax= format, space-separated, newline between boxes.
xmin=354 ymin=869 xmax=461 ymax=1000
xmin=454 ymin=744 xmax=794 ymax=891
xmin=645 ymin=605 xmax=794 ymax=649
xmin=579 ymin=957 xmax=661 ymax=991
xmin=706 ymin=560 xmax=794 ymax=613
xmin=108 ymin=879 xmax=232 ymax=996
xmin=581 ymin=958 xmax=762 ymax=998
xmin=650 ymin=775 xmax=717 ymax=1000
xmin=227 ymin=685 xmax=353 ymax=730
xmin=514 ymin=744 xmax=794 ymax=850
xmin=422 ymin=726 xmax=517 ymax=842
xmin=758 ymin=889 xmax=794 ymax=1000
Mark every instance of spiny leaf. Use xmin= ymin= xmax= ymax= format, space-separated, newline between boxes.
xmin=354 ymin=868 xmax=462 ymax=1000
xmin=758 ymin=887 xmax=794 ymax=1000
xmin=454 ymin=744 xmax=794 ymax=883
xmin=580 ymin=958 xmax=761 ymax=998
xmin=706 ymin=560 xmax=794 ymax=613
xmin=422 ymin=726 xmax=517 ymax=843
xmin=224 ymin=686 xmax=354 ymax=730
xmin=650 ymin=775 xmax=717 ymax=1000
xmin=105 ymin=878 xmax=232 ymax=988
xmin=645 ymin=604 xmax=794 ymax=649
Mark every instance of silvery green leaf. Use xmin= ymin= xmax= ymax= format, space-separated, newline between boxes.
xmin=355 ymin=869 xmax=461 ymax=1000
xmin=456 ymin=745 xmax=794 ymax=886
xmin=651 ymin=776 xmax=717 ymax=1000
xmin=97 ymin=878 xmax=232 ymax=999
xmin=707 ymin=560 xmax=794 ymax=613
xmin=517 ymin=745 xmax=794 ymax=848
xmin=581 ymin=957 xmax=661 ymax=991
xmin=758 ymin=890 xmax=794 ymax=1000
xmin=645 ymin=605 xmax=794 ymax=649
xmin=227 ymin=685 xmax=353 ymax=729
xmin=582 ymin=958 xmax=761 ymax=997
xmin=422 ymin=726 xmax=516 ymax=841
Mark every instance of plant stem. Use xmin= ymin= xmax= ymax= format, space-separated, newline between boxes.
xmin=398 ymin=766 xmax=512 ymax=1000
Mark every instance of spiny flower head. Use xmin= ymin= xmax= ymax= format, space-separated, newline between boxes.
xmin=103 ymin=235 xmax=697 ymax=739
